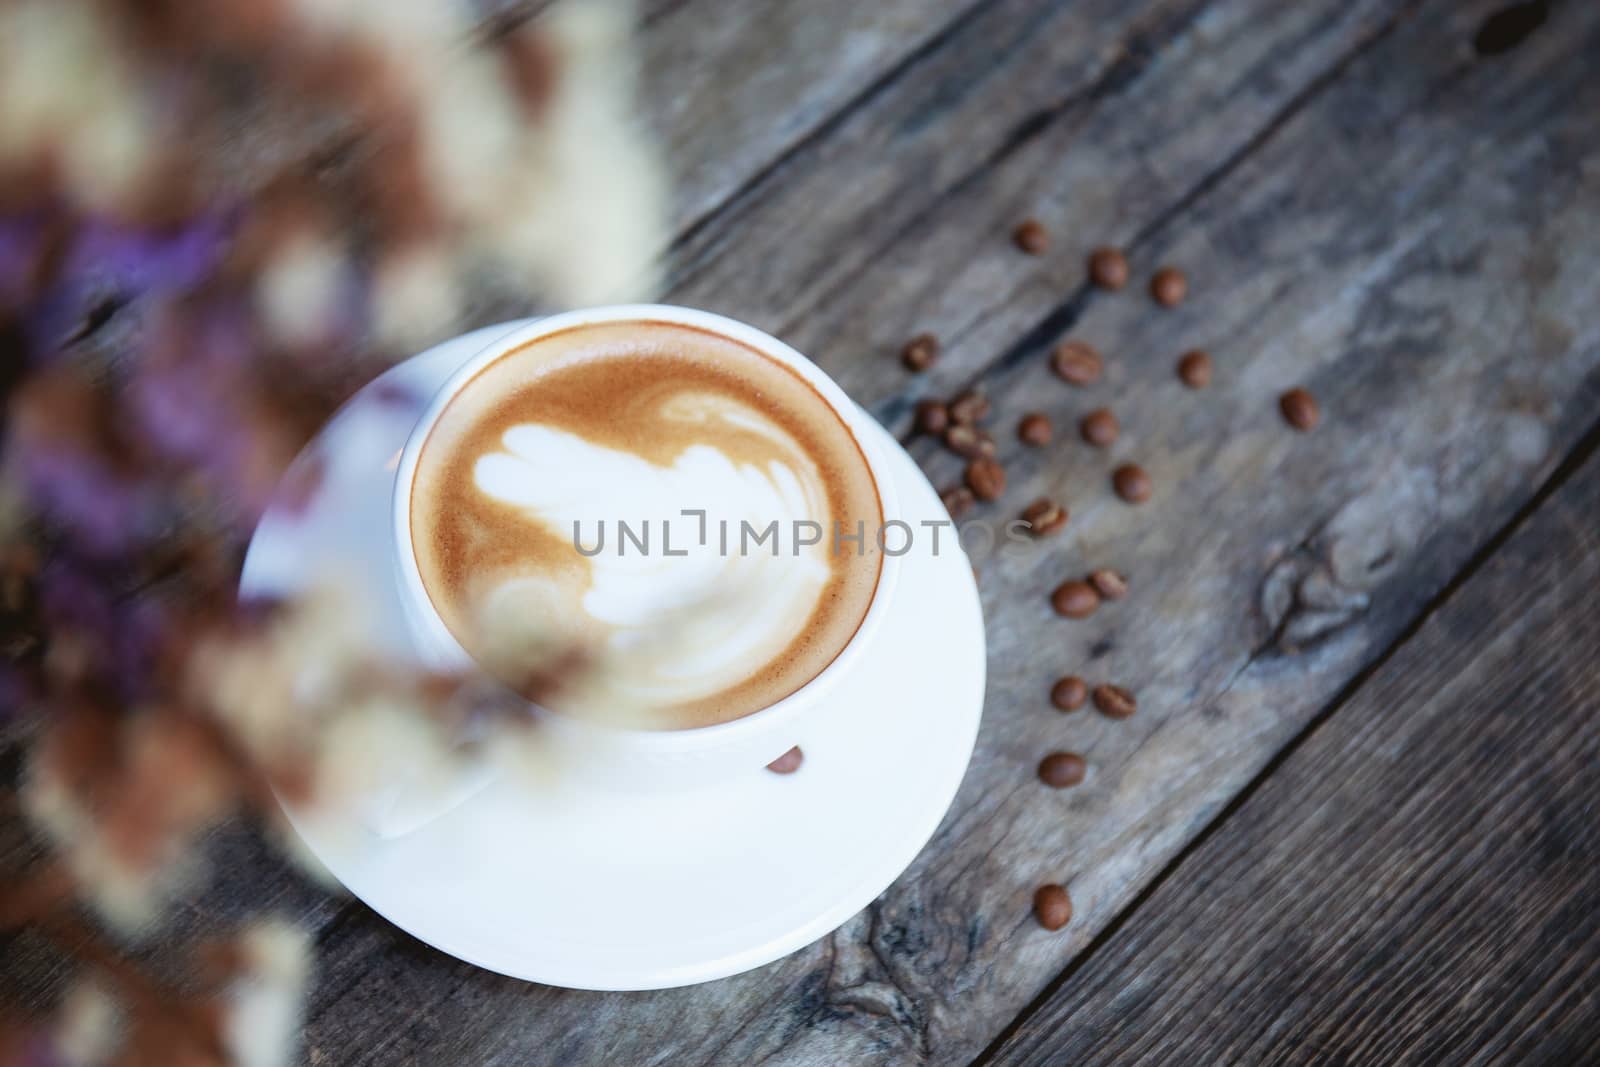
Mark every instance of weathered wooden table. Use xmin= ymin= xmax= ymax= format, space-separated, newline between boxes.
xmin=18 ymin=0 xmax=1600 ymax=1062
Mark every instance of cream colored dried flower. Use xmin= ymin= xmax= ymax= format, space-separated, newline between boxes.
xmin=53 ymin=981 xmax=123 ymax=1067
xmin=221 ymin=920 xmax=312 ymax=1067
xmin=187 ymin=584 xmax=371 ymax=770
xmin=370 ymin=241 xmax=464 ymax=350
xmin=22 ymin=758 xmax=196 ymax=932
xmin=310 ymin=690 xmax=465 ymax=812
xmin=483 ymin=1 xmax=667 ymax=305
xmin=0 ymin=1 xmax=155 ymax=212
xmin=255 ymin=230 xmax=351 ymax=348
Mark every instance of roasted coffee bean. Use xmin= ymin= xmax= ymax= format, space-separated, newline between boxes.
xmin=1013 ymin=218 xmax=1050 ymax=255
xmin=901 ymin=333 xmax=939 ymax=372
xmin=1020 ymin=497 xmax=1068 ymax=537
xmin=1051 ymin=340 xmax=1103 ymax=386
xmin=1087 ymin=246 xmax=1129 ymax=290
xmin=914 ymin=399 xmax=950 ymax=436
xmin=949 ymin=390 xmax=992 ymax=424
xmin=1017 ymin=412 xmax=1053 ymax=446
xmin=1080 ymin=408 xmax=1119 ymax=447
xmin=1177 ymin=349 xmax=1212 ymax=388
xmin=1112 ymin=463 xmax=1152 ymax=504
xmin=1033 ymin=884 xmax=1073 ymax=930
xmin=1280 ymin=387 xmax=1320 ymax=431
xmin=1087 ymin=568 xmax=1127 ymax=600
xmin=1150 ymin=266 xmax=1188 ymax=307
xmin=1051 ymin=675 xmax=1088 ymax=712
xmin=1051 ymin=579 xmax=1100 ymax=618
xmin=941 ymin=485 xmax=976 ymax=519
xmin=945 ymin=423 xmax=978 ymax=456
xmin=945 ymin=423 xmax=996 ymax=459
xmin=766 ymin=745 xmax=805 ymax=773
xmin=1092 ymin=684 xmax=1137 ymax=719
xmin=965 ymin=457 xmax=1006 ymax=501
xmin=1038 ymin=751 xmax=1087 ymax=788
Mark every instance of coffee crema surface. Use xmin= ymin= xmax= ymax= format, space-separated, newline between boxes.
xmin=410 ymin=320 xmax=883 ymax=729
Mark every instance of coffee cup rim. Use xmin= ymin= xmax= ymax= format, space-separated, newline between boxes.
xmin=391 ymin=304 xmax=903 ymax=750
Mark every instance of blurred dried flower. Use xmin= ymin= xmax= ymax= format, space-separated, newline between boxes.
xmin=485 ymin=3 xmax=667 ymax=306
xmin=183 ymin=587 xmax=370 ymax=786
xmin=0 ymin=2 xmax=157 ymax=214
xmin=369 ymin=240 xmax=463 ymax=351
xmin=53 ymin=981 xmax=122 ymax=1067
xmin=22 ymin=704 xmax=237 ymax=931
xmin=254 ymin=230 xmax=353 ymax=350
xmin=219 ymin=921 xmax=311 ymax=1067
xmin=0 ymin=0 xmax=666 ymax=1054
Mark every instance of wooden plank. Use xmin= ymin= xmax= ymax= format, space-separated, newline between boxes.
xmin=293 ymin=0 xmax=1600 ymax=1064
xmin=660 ymin=0 xmax=1409 ymax=404
xmin=639 ymin=0 xmax=992 ymax=231
xmin=980 ymin=439 xmax=1600 ymax=1066
xmin=213 ymin=0 xmax=987 ymax=235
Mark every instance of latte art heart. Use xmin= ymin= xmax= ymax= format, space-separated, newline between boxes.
xmin=409 ymin=321 xmax=882 ymax=728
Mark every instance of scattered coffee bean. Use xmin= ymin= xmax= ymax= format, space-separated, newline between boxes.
xmin=1033 ymin=884 xmax=1074 ymax=930
xmin=1051 ymin=340 xmax=1103 ymax=386
xmin=1020 ymin=497 xmax=1068 ymax=537
xmin=1051 ymin=579 xmax=1100 ymax=619
xmin=941 ymin=485 xmax=976 ymax=519
xmin=1280 ymin=387 xmax=1320 ymax=431
xmin=1079 ymin=408 xmax=1119 ymax=448
xmin=1038 ymin=751 xmax=1087 ymax=788
xmin=1112 ymin=463 xmax=1152 ymax=504
xmin=1092 ymin=684 xmax=1137 ymax=720
xmin=766 ymin=746 xmax=804 ymax=774
xmin=1087 ymin=568 xmax=1127 ymax=601
xmin=1150 ymin=266 xmax=1188 ymax=307
xmin=945 ymin=423 xmax=978 ymax=456
xmin=901 ymin=333 xmax=939 ymax=372
xmin=949 ymin=390 xmax=992 ymax=425
xmin=945 ymin=423 xmax=996 ymax=459
xmin=1017 ymin=412 xmax=1053 ymax=446
xmin=1051 ymin=675 xmax=1088 ymax=712
xmin=1087 ymin=246 xmax=1129 ymax=290
xmin=1177 ymin=349 xmax=1213 ymax=389
xmin=1013 ymin=218 xmax=1050 ymax=255
xmin=965 ymin=457 xmax=1006 ymax=501
xmin=914 ymin=399 xmax=950 ymax=436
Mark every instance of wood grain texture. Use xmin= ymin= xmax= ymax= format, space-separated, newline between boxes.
xmin=640 ymin=0 xmax=992 ymax=232
xmin=290 ymin=0 xmax=1600 ymax=1064
xmin=981 ymin=436 xmax=1600 ymax=1067
xmin=663 ymin=0 xmax=1408 ymax=366
xmin=10 ymin=0 xmax=1598 ymax=1062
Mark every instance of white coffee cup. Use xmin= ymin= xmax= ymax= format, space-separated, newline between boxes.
xmin=389 ymin=305 xmax=902 ymax=790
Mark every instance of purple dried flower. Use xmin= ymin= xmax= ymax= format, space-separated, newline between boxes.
xmin=68 ymin=214 xmax=233 ymax=297
xmin=36 ymin=560 xmax=118 ymax=641
xmin=15 ymin=446 xmax=149 ymax=558
xmin=0 ymin=215 xmax=50 ymax=310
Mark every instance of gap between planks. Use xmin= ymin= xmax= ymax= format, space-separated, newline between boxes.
xmin=875 ymin=0 xmax=1430 ymax=440
xmin=663 ymin=0 xmax=1001 ymax=262
xmin=968 ymin=407 xmax=1600 ymax=1067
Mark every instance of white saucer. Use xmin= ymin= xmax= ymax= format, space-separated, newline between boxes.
xmin=240 ymin=321 xmax=986 ymax=990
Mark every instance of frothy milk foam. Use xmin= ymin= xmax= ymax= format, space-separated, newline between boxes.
xmin=410 ymin=320 xmax=883 ymax=729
